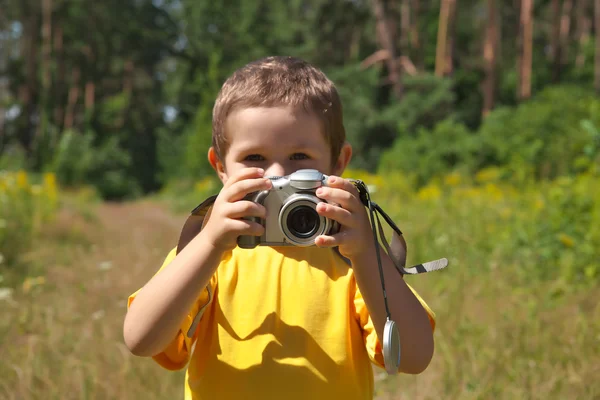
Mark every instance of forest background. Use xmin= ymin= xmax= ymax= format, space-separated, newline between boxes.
xmin=1 ymin=0 xmax=599 ymax=399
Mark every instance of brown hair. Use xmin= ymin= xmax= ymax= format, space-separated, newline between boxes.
xmin=212 ymin=56 xmax=346 ymax=164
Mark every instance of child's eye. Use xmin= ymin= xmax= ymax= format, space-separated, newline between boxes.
xmin=290 ymin=153 xmax=310 ymax=160
xmin=244 ymin=154 xmax=265 ymax=162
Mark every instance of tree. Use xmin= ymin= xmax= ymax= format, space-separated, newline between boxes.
xmin=517 ymin=0 xmax=534 ymax=100
xmin=370 ymin=0 xmax=403 ymax=99
xmin=482 ymin=0 xmax=498 ymax=117
xmin=595 ymin=0 xmax=600 ymax=92
xmin=435 ymin=0 xmax=456 ymax=77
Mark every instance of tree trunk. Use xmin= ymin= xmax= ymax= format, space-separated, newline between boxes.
xmin=517 ymin=0 xmax=534 ymax=100
xmin=435 ymin=0 xmax=451 ymax=76
xmin=53 ymin=23 xmax=65 ymax=128
xmin=445 ymin=0 xmax=457 ymax=76
xmin=410 ymin=0 xmax=423 ymax=69
xmin=64 ymin=67 xmax=81 ymax=130
xmin=595 ymin=0 xmax=600 ymax=93
xmin=559 ymin=0 xmax=573 ymax=62
xmin=552 ymin=0 xmax=574 ymax=81
xmin=435 ymin=0 xmax=456 ymax=76
xmin=400 ymin=0 xmax=410 ymax=58
xmin=18 ymin=7 xmax=39 ymax=153
xmin=482 ymin=0 xmax=498 ymax=117
xmin=39 ymin=0 xmax=52 ymax=145
xmin=575 ymin=0 xmax=592 ymax=67
xmin=371 ymin=0 xmax=403 ymax=99
xmin=84 ymin=7 xmax=96 ymax=112
xmin=550 ymin=0 xmax=560 ymax=64
xmin=41 ymin=0 xmax=52 ymax=93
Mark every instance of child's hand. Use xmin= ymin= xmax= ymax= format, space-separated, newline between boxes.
xmin=314 ymin=176 xmax=374 ymax=260
xmin=202 ymin=168 xmax=272 ymax=252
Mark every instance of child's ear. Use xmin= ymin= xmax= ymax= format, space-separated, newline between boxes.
xmin=208 ymin=147 xmax=228 ymax=183
xmin=332 ymin=141 xmax=353 ymax=176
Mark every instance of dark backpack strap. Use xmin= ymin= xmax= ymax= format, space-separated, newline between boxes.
xmin=176 ymin=194 xmax=218 ymax=254
xmin=175 ymin=195 xmax=219 ymax=339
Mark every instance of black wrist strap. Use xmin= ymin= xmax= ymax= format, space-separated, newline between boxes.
xmin=349 ymin=179 xmax=449 ymax=276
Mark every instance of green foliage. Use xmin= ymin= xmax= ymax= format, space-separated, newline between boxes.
xmin=0 ymin=145 xmax=27 ymax=171
xmin=50 ymin=130 xmax=141 ymax=200
xmin=380 ymin=86 xmax=600 ymax=186
xmin=331 ymin=65 xmax=457 ymax=171
xmin=1 ymin=0 xmax=600 ymax=201
xmin=379 ymin=118 xmax=478 ymax=186
xmin=478 ymin=86 xmax=600 ymax=179
xmin=367 ymin=166 xmax=600 ymax=286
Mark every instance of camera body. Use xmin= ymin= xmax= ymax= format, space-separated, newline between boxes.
xmin=237 ymin=169 xmax=340 ymax=248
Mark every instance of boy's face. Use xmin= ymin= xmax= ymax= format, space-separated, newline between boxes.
xmin=209 ymin=106 xmax=352 ymax=183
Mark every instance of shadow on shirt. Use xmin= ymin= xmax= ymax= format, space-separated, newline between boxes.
xmin=188 ymin=307 xmax=373 ymax=399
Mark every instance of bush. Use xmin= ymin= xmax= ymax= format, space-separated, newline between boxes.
xmin=477 ymin=85 xmax=600 ymax=180
xmin=50 ymin=130 xmax=141 ymax=200
xmin=329 ymin=64 xmax=457 ymax=171
xmin=369 ymin=166 xmax=600 ymax=286
xmin=379 ymin=85 xmax=600 ymax=187
xmin=0 ymin=171 xmax=59 ymax=268
xmin=378 ymin=118 xmax=478 ymax=186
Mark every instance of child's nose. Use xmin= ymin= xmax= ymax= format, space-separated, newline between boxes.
xmin=265 ymin=163 xmax=286 ymax=177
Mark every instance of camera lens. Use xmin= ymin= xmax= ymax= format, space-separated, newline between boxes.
xmin=286 ymin=205 xmax=320 ymax=238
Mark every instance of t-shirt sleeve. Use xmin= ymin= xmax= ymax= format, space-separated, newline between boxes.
xmin=127 ymin=247 xmax=217 ymax=370
xmin=353 ymin=281 xmax=436 ymax=369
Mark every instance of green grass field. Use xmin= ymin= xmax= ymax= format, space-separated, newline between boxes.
xmin=1 ymin=169 xmax=598 ymax=399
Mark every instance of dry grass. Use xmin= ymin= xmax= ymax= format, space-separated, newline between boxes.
xmin=0 ymin=198 xmax=598 ymax=399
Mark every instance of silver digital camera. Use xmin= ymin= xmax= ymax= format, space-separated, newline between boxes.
xmin=237 ymin=169 xmax=340 ymax=248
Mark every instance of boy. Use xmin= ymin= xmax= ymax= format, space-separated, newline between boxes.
xmin=123 ymin=56 xmax=436 ymax=399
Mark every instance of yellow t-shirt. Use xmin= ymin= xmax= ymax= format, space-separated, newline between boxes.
xmin=128 ymin=245 xmax=435 ymax=400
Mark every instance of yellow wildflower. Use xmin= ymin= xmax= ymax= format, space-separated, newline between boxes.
xmin=43 ymin=172 xmax=57 ymax=191
xmin=195 ymin=177 xmax=217 ymax=193
xmin=558 ymin=233 xmax=575 ymax=248
xmin=475 ymin=167 xmax=501 ymax=184
xmin=533 ymin=198 xmax=545 ymax=210
xmin=342 ymin=169 xmax=385 ymax=188
xmin=16 ymin=170 xmax=28 ymax=189
xmin=443 ymin=171 xmax=462 ymax=187
xmin=22 ymin=276 xmax=46 ymax=294
xmin=417 ymin=184 xmax=441 ymax=201
xmin=485 ymin=183 xmax=504 ymax=201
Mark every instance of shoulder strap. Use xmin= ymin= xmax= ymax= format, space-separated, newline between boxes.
xmin=176 ymin=194 xmax=218 ymax=339
xmin=176 ymin=194 xmax=218 ymax=254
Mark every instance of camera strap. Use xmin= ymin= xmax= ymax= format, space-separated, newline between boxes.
xmin=348 ymin=179 xmax=448 ymax=374
xmin=176 ymin=194 xmax=218 ymax=255
xmin=349 ymin=179 xmax=449 ymax=276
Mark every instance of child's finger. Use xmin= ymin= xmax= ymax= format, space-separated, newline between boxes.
xmin=226 ymin=200 xmax=267 ymax=220
xmin=327 ymin=176 xmax=361 ymax=197
xmin=316 ymin=186 xmax=359 ymax=212
xmin=314 ymin=231 xmax=349 ymax=248
xmin=316 ymin=201 xmax=354 ymax=228
xmin=224 ymin=167 xmax=265 ymax=187
xmin=224 ymin=176 xmax=272 ymax=202
xmin=225 ymin=218 xmax=265 ymax=237
xmin=314 ymin=234 xmax=339 ymax=248
xmin=222 ymin=167 xmax=267 ymax=193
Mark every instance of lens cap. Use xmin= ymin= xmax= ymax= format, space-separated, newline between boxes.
xmin=383 ymin=318 xmax=401 ymax=375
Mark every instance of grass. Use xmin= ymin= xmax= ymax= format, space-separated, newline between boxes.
xmin=0 ymin=170 xmax=599 ymax=399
